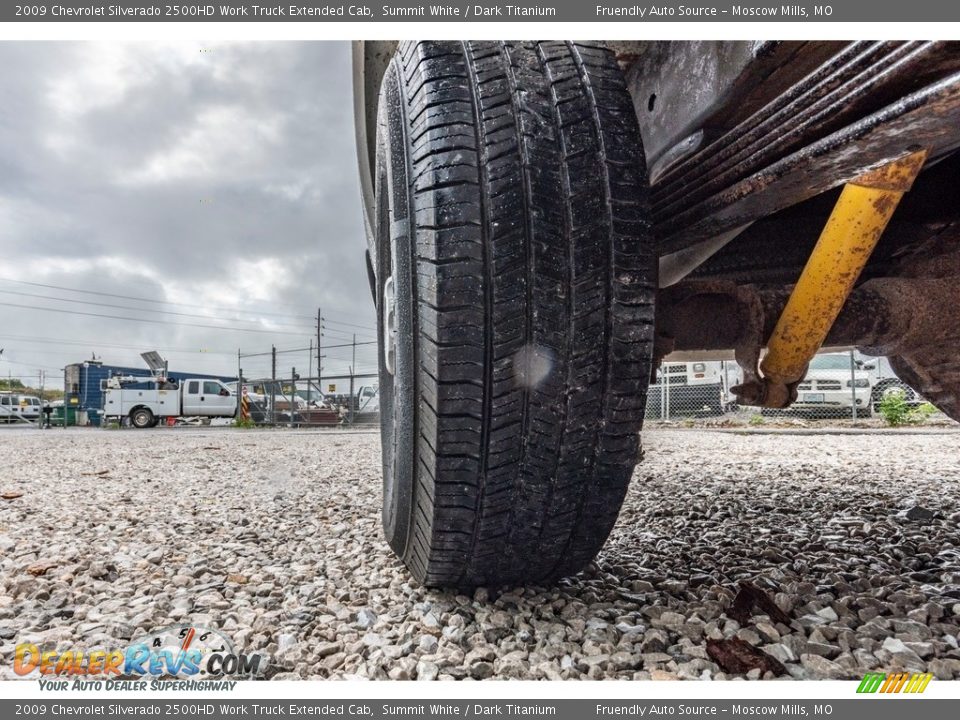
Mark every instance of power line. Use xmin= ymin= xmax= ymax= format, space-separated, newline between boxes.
xmin=239 ymin=341 xmax=375 ymax=358
xmin=0 ymin=289 xmax=316 ymax=330
xmin=0 ymin=277 xmax=317 ymax=320
xmin=324 ymin=318 xmax=377 ymax=332
xmin=0 ymin=334 xmax=237 ymax=355
xmin=0 ymin=301 xmax=314 ymax=336
xmin=0 ymin=277 xmax=379 ymax=329
xmin=0 ymin=356 xmax=64 ymax=372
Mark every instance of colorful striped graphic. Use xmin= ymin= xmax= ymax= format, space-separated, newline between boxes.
xmin=857 ymin=672 xmax=933 ymax=694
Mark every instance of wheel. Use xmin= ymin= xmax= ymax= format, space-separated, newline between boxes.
xmin=374 ymin=41 xmax=655 ymax=588
xmin=130 ymin=407 xmax=154 ymax=429
xmin=871 ymin=379 xmax=916 ymax=413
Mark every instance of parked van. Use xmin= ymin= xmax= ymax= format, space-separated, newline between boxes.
xmin=0 ymin=393 xmax=41 ymax=422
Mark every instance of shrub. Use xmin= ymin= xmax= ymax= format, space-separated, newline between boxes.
xmin=878 ymin=388 xmax=911 ymax=426
xmin=911 ymin=402 xmax=938 ymax=423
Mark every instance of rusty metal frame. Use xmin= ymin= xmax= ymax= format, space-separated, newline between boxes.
xmin=656 ymin=71 xmax=960 ymax=254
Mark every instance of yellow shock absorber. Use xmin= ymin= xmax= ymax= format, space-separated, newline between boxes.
xmin=757 ymin=150 xmax=928 ymax=407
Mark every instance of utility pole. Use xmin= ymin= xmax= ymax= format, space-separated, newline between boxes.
xmin=316 ymin=307 xmax=323 ymax=394
xmin=306 ymin=338 xmax=313 ymax=408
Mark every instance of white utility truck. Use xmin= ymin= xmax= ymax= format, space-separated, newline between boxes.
xmin=103 ymin=376 xmax=237 ymax=428
xmin=101 ymin=352 xmax=237 ymax=428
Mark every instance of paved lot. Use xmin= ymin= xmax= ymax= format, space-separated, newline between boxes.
xmin=1 ymin=427 xmax=959 ymax=680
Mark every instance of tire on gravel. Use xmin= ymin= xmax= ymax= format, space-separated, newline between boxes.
xmin=374 ymin=41 xmax=656 ymax=588
xmin=130 ymin=407 xmax=154 ymax=429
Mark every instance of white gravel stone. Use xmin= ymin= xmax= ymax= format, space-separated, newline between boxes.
xmin=0 ymin=427 xmax=957 ymax=681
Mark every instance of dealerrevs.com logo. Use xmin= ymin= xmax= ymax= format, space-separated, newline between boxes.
xmin=14 ymin=625 xmax=267 ymax=689
xmin=857 ymin=672 xmax=934 ymax=694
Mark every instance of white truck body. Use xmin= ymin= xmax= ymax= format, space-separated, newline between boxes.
xmin=103 ymin=377 xmax=237 ymax=425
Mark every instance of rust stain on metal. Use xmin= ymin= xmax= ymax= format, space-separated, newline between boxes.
xmin=853 ymin=150 xmax=929 ymax=191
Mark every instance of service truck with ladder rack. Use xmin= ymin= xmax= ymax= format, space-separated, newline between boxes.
xmin=101 ymin=352 xmax=237 ymax=428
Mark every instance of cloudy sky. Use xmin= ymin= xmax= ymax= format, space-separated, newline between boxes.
xmin=0 ymin=41 xmax=379 ymax=387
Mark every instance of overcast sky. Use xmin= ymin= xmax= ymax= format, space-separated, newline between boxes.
xmin=0 ymin=41 xmax=379 ymax=387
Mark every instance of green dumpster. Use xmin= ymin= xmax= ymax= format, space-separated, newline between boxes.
xmin=51 ymin=405 xmax=78 ymax=427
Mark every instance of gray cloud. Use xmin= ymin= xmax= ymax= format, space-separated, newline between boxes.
xmin=0 ymin=41 xmax=379 ymax=384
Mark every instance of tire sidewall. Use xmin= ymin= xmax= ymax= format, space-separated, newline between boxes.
xmin=376 ymin=62 xmax=417 ymax=557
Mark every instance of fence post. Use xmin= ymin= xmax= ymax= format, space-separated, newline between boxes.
xmin=722 ymin=360 xmax=730 ymax=412
xmin=350 ymin=334 xmax=356 ymax=425
xmin=237 ymin=349 xmax=242 ymax=424
xmin=664 ymin=366 xmax=671 ymax=421
xmin=659 ymin=370 xmax=665 ymax=421
xmin=270 ymin=345 xmax=277 ymax=426
xmin=850 ymin=350 xmax=858 ymax=421
xmin=349 ymin=367 xmax=355 ymax=426
xmin=291 ymin=367 xmax=297 ymax=428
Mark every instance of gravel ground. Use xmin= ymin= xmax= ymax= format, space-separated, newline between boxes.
xmin=1 ymin=427 xmax=959 ymax=681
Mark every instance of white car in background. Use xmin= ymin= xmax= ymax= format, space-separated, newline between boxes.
xmin=791 ymin=353 xmax=873 ymax=417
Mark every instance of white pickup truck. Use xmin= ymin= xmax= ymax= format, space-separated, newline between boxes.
xmin=103 ymin=376 xmax=237 ymax=428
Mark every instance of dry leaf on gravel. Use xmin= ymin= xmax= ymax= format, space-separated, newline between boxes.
xmin=729 ymin=580 xmax=793 ymax=626
xmin=26 ymin=561 xmax=58 ymax=577
xmin=706 ymin=637 xmax=787 ymax=676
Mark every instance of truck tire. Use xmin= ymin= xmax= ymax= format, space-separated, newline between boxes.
xmin=374 ymin=41 xmax=655 ymax=587
xmin=130 ymin=407 xmax=154 ymax=429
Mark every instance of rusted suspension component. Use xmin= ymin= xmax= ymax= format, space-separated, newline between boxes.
xmin=657 ymin=73 xmax=960 ymax=254
xmin=725 ymin=151 xmax=927 ymax=407
xmin=656 ymin=276 xmax=960 ymax=364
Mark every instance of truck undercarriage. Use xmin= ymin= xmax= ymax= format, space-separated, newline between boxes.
xmin=354 ymin=40 xmax=960 ymax=587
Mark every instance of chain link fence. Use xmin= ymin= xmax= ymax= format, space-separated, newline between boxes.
xmin=237 ymin=342 xmax=379 ymax=429
xmin=235 ymin=346 xmax=953 ymax=431
xmin=233 ymin=373 xmax=380 ymax=429
xmin=4 ymin=347 xmax=953 ymax=431
xmin=644 ymin=349 xmax=956 ymax=428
